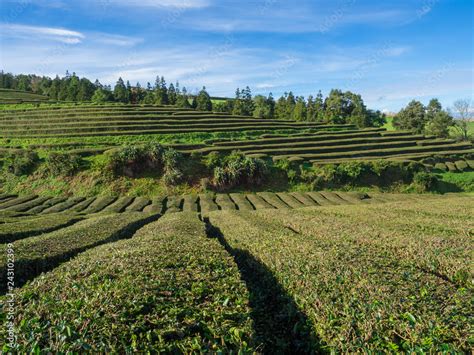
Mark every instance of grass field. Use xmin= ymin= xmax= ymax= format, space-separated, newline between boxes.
xmin=1 ymin=193 xmax=471 ymax=352
xmin=0 ymin=88 xmax=51 ymax=105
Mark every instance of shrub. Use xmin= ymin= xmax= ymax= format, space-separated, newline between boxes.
xmin=309 ymin=160 xmax=424 ymax=189
xmin=162 ymin=148 xmax=184 ymax=186
xmin=203 ymin=152 xmax=222 ymax=169
xmin=413 ymin=172 xmax=438 ymax=192
xmin=104 ymin=142 xmax=165 ymax=177
xmin=2 ymin=150 xmax=39 ymax=176
xmin=45 ymin=152 xmax=82 ymax=176
xmin=213 ymin=151 xmax=269 ymax=189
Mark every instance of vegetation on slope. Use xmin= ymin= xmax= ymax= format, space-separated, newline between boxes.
xmin=1 ymin=213 xmax=255 ymax=353
xmin=207 ymin=195 xmax=473 ymax=352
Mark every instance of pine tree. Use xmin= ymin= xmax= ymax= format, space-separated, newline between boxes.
xmin=196 ymin=86 xmax=213 ymax=111
xmin=168 ymin=83 xmax=177 ymax=105
xmin=315 ymin=90 xmax=324 ymax=121
xmin=176 ymin=87 xmax=191 ymax=108
xmin=113 ymin=77 xmax=129 ymax=103
xmin=306 ymin=95 xmax=316 ymax=121
xmin=292 ymin=96 xmax=307 ymax=121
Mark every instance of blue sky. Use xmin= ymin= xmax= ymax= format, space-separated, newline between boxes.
xmin=0 ymin=0 xmax=472 ymax=112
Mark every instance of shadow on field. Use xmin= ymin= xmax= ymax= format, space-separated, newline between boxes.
xmin=204 ymin=217 xmax=325 ymax=354
xmin=0 ymin=214 xmax=161 ymax=295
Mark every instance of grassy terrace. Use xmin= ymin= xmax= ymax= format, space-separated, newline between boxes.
xmin=0 ymin=88 xmax=51 ymax=104
xmin=0 ymin=191 xmax=374 ymax=215
xmin=0 ymin=104 xmax=354 ymax=138
xmin=1 ymin=193 xmax=471 ymax=352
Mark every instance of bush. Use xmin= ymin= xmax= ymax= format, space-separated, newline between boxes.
xmin=309 ymin=160 xmax=424 ymax=189
xmin=162 ymin=149 xmax=184 ymax=186
xmin=45 ymin=152 xmax=82 ymax=176
xmin=213 ymin=151 xmax=269 ymax=189
xmin=2 ymin=150 xmax=39 ymax=176
xmin=413 ymin=172 xmax=438 ymax=192
xmin=104 ymin=142 xmax=165 ymax=177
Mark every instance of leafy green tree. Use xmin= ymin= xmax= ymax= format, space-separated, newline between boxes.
xmin=67 ymin=73 xmax=80 ymax=101
xmin=196 ymin=86 xmax=212 ymax=111
xmin=168 ymin=83 xmax=177 ymax=105
xmin=274 ymin=94 xmax=288 ymax=119
xmin=426 ymin=98 xmax=442 ymax=120
xmin=91 ymin=88 xmax=108 ymax=103
xmin=16 ymin=75 xmax=31 ymax=91
xmin=176 ymin=87 xmax=191 ymax=108
xmin=241 ymin=86 xmax=254 ymax=116
xmin=393 ymin=100 xmax=426 ymax=133
xmin=253 ymin=95 xmax=273 ymax=118
xmin=232 ymin=88 xmax=244 ymax=115
xmin=154 ymin=76 xmax=168 ymax=105
xmin=424 ymin=110 xmax=454 ymax=138
xmin=292 ymin=96 xmax=307 ymax=121
xmin=48 ymin=76 xmax=61 ymax=100
xmin=314 ymin=90 xmax=325 ymax=121
xmin=452 ymin=99 xmax=473 ymax=141
xmin=77 ymin=78 xmax=95 ymax=102
xmin=113 ymin=77 xmax=129 ymax=103
xmin=142 ymin=90 xmax=155 ymax=104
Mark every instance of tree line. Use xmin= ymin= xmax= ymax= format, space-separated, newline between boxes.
xmin=394 ymin=98 xmax=472 ymax=140
xmin=0 ymin=71 xmax=388 ymax=128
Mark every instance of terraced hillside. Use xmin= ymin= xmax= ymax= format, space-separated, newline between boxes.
xmin=1 ymin=193 xmax=472 ymax=352
xmin=0 ymin=104 xmax=353 ymax=138
xmin=0 ymin=88 xmax=51 ymax=105
xmin=0 ymin=191 xmax=379 ymax=216
xmin=190 ymin=128 xmax=474 ymax=163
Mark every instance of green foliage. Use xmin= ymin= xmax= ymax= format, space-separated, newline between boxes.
xmin=424 ymin=111 xmax=454 ymax=138
xmin=393 ymin=100 xmax=427 ymax=133
xmin=162 ymin=148 xmax=184 ymax=185
xmin=113 ymin=77 xmax=129 ymax=103
xmin=104 ymin=142 xmax=165 ymax=177
xmin=213 ymin=151 xmax=269 ymax=189
xmin=394 ymin=99 xmax=455 ymax=137
xmin=45 ymin=152 xmax=82 ymax=176
xmin=2 ymin=150 xmax=39 ymax=176
xmin=307 ymin=160 xmax=424 ymax=189
xmin=196 ymin=86 xmax=212 ymax=111
xmin=412 ymin=171 xmax=438 ymax=192
xmin=2 ymin=213 xmax=254 ymax=353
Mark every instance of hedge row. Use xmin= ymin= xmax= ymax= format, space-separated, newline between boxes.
xmin=42 ymin=197 xmax=87 ymax=213
xmin=28 ymin=197 xmax=69 ymax=213
xmin=197 ymin=135 xmax=427 ymax=155
xmin=237 ymin=140 xmax=419 ymax=157
xmin=0 ymin=116 xmax=330 ymax=130
xmin=274 ymin=142 xmax=473 ymax=161
xmin=2 ymin=124 xmax=350 ymax=138
xmin=3 ymin=212 xmax=255 ymax=352
xmin=229 ymin=193 xmax=254 ymax=211
xmin=246 ymin=194 xmax=275 ymax=209
xmin=211 ymin=129 xmax=393 ymax=147
xmin=310 ymin=149 xmax=474 ymax=165
xmin=215 ymin=194 xmax=237 ymax=210
xmin=0 ymin=214 xmax=83 ymax=243
xmin=0 ymin=212 xmax=159 ymax=292
xmin=3 ymin=196 xmax=51 ymax=212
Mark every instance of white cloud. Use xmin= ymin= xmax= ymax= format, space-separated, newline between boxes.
xmin=0 ymin=23 xmax=84 ymax=43
xmin=104 ymin=0 xmax=210 ymax=9
xmin=91 ymin=33 xmax=143 ymax=46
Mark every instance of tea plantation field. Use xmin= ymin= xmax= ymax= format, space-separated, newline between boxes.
xmin=0 ymin=193 xmax=472 ymax=352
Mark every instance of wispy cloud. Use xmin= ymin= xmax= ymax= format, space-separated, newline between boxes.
xmin=102 ymin=0 xmax=210 ymax=9
xmin=0 ymin=23 xmax=84 ymax=43
xmin=91 ymin=33 xmax=143 ymax=46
